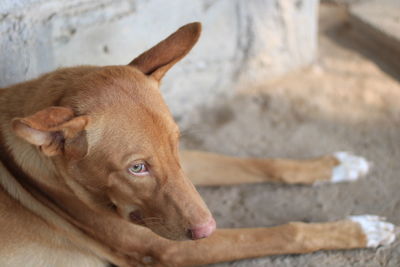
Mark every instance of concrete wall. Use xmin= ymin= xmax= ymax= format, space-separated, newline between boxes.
xmin=0 ymin=0 xmax=318 ymax=126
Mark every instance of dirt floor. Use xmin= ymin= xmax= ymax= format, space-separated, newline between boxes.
xmin=180 ymin=4 xmax=400 ymax=267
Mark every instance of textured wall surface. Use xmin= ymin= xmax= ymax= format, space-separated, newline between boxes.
xmin=0 ymin=0 xmax=318 ymax=126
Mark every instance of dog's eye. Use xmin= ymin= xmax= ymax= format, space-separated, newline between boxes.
xmin=128 ymin=163 xmax=148 ymax=176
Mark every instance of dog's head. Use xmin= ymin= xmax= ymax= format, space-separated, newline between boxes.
xmin=11 ymin=22 xmax=216 ymax=241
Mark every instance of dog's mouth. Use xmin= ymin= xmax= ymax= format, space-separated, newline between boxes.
xmin=127 ymin=209 xmax=216 ymax=241
xmin=111 ymin=202 xmax=148 ymax=227
xmin=129 ymin=210 xmax=145 ymax=225
xmin=126 ymin=209 xmax=192 ymax=240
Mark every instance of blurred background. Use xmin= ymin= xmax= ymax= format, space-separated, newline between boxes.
xmin=1 ymin=0 xmax=400 ymax=266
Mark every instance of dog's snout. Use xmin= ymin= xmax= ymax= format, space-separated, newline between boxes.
xmin=187 ymin=218 xmax=216 ymax=240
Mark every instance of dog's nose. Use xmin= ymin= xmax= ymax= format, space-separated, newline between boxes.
xmin=187 ymin=218 xmax=216 ymax=240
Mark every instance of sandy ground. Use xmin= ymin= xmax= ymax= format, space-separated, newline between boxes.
xmin=180 ymin=4 xmax=400 ymax=267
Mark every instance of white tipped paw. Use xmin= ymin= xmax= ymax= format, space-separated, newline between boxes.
xmin=331 ymin=152 xmax=370 ymax=183
xmin=349 ymin=215 xmax=396 ymax=248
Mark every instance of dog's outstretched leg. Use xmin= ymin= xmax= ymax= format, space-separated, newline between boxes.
xmin=155 ymin=215 xmax=395 ymax=267
xmin=181 ymin=150 xmax=370 ymax=186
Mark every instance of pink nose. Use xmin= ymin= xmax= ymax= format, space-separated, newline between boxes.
xmin=188 ymin=218 xmax=216 ymax=240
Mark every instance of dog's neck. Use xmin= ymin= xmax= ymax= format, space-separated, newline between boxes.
xmin=0 ymin=134 xmax=132 ymax=265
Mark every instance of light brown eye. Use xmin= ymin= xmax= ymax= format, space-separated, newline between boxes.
xmin=128 ymin=163 xmax=149 ymax=176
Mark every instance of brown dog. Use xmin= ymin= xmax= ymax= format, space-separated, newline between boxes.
xmin=0 ymin=22 xmax=396 ymax=267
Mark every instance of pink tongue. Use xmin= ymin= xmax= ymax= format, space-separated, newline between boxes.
xmin=129 ymin=210 xmax=144 ymax=224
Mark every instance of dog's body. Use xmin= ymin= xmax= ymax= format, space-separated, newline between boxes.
xmin=0 ymin=23 xmax=395 ymax=267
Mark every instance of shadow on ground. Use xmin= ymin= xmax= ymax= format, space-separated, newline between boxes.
xmin=179 ymin=4 xmax=400 ymax=267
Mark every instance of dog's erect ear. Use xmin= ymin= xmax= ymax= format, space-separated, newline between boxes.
xmin=129 ymin=22 xmax=201 ymax=81
xmin=12 ymin=107 xmax=89 ymax=158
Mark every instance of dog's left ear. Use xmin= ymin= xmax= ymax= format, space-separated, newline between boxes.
xmin=129 ymin=22 xmax=201 ymax=81
xmin=11 ymin=106 xmax=89 ymax=158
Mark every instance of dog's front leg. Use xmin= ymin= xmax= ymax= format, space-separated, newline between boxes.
xmin=181 ymin=150 xmax=369 ymax=185
xmin=154 ymin=215 xmax=395 ymax=267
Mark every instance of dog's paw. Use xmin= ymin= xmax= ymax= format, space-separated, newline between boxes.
xmin=331 ymin=152 xmax=370 ymax=183
xmin=349 ymin=215 xmax=396 ymax=248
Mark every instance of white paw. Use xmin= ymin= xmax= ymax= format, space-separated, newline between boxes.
xmin=349 ymin=215 xmax=396 ymax=248
xmin=331 ymin=152 xmax=370 ymax=183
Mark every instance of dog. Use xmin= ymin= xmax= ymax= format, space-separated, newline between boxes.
xmin=0 ymin=22 xmax=396 ymax=267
